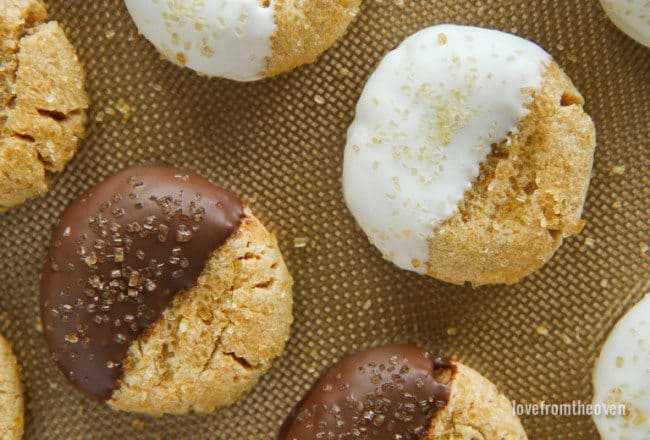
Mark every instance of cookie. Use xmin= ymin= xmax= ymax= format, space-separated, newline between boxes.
xmin=0 ymin=0 xmax=89 ymax=211
xmin=343 ymin=25 xmax=596 ymax=286
xmin=600 ymin=0 xmax=650 ymax=47
xmin=0 ymin=334 xmax=23 ymax=440
xmin=592 ymin=294 xmax=650 ymax=439
xmin=39 ymin=164 xmax=293 ymax=416
xmin=280 ymin=344 xmax=526 ymax=439
xmin=124 ymin=0 xmax=361 ymax=81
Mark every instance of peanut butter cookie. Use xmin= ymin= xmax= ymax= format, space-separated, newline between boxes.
xmin=0 ymin=0 xmax=89 ymax=211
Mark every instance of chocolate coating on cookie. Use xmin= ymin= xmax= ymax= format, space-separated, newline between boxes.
xmin=280 ymin=344 xmax=454 ymax=440
xmin=40 ymin=164 xmax=244 ymax=402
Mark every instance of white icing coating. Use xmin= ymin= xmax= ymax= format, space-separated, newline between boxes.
xmin=593 ymin=295 xmax=650 ymax=440
xmin=343 ymin=25 xmax=551 ymax=273
xmin=124 ymin=0 xmax=276 ymax=81
xmin=601 ymin=0 xmax=650 ymax=47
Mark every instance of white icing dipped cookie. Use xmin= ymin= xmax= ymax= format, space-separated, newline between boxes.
xmin=343 ymin=25 xmax=596 ymax=285
xmin=593 ymin=295 xmax=650 ymax=439
xmin=124 ymin=0 xmax=361 ymax=81
xmin=601 ymin=0 xmax=650 ymax=47
xmin=344 ymin=25 xmax=550 ymax=274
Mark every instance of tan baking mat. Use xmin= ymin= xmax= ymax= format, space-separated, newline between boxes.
xmin=0 ymin=0 xmax=648 ymax=438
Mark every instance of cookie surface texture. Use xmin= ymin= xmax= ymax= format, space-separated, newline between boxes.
xmin=0 ymin=334 xmax=23 ymax=440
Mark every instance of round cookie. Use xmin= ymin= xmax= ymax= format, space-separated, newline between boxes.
xmin=280 ymin=344 xmax=527 ymax=439
xmin=124 ymin=0 xmax=361 ymax=81
xmin=0 ymin=334 xmax=23 ymax=439
xmin=600 ymin=0 xmax=650 ymax=47
xmin=39 ymin=164 xmax=293 ymax=415
xmin=0 ymin=0 xmax=89 ymax=211
xmin=592 ymin=294 xmax=650 ymax=439
xmin=343 ymin=25 xmax=596 ymax=286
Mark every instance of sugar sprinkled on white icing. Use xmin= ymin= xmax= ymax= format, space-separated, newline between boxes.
xmin=593 ymin=295 xmax=650 ymax=439
xmin=124 ymin=0 xmax=276 ymax=81
xmin=343 ymin=25 xmax=551 ymax=273
xmin=601 ymin=0 xmax=650 ymax=47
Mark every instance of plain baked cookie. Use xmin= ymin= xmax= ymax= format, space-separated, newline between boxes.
xmin=0 ymin=334 xmax=23 ymax=439
xmin=39 ymin=164 xmax=293 ymax=416
xmin=124 ymin=0 xmax=362 ymax=81
xmin=0 ymin=0 xmax=89 ymax=211
xmin=280 ymin=344 xmax=526 ymax=439
xmin=343 ymin=25 xmax=596 ymax=286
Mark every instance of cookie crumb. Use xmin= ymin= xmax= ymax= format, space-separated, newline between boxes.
xmin=600 ymin=278 xmax=609 ymax=288
xmin=585 ymin=237 xmax=596 ymax=248
xmin=293 ymin=237 xmax=308 ymax=248
xmin=115 ymin=98 xmax=133 ymax=120
xmin=561 ymin=333 xmax=572 ymax=345
xmin=338 ymin=67 xmax=351 ymax=77
xmin=640 ymin=243 xmax=648 ymax=254
xmin=105 ymin=29 xmax=116 ymax=39
xmin=362 ymin=299 xmax=372 ymax=310
xmin=314 ymin=95 xmax=325 ymax=105
xmin=611 ymin=164 xmax=626 ymax=175
xmin=94 ymin=111 xmax=105 ymax=123
xmin=536 ymin=325 xmax=549 ymax=336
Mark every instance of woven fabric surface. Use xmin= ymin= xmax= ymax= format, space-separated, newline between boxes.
xmin=0 ymin=0 xmax=648 ymax=438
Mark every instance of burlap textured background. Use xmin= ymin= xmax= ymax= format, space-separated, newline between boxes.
xmin=0 ymin=0 xmax=647 ymax=438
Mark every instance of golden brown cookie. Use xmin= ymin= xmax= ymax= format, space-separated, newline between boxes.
xmin=0 ymin=0 xmax=89 ymax=211
xmin=40 ymin=164 xmax=293 ymax=416
xmin=124 ymin=0 xmax=361 ymax=81
xmin=0 ymin=334 xmax=23 ymax=439
xmin=280 ymin=344 xmax=526 ymax=439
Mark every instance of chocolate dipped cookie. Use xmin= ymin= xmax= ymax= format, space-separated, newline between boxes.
xmin=40 ymin=163 xmax=293 ymax=416
xmin=281 ymin=344 xmax=526 ymax=439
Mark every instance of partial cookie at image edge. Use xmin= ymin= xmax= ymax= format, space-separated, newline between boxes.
xmin=0 ymin=0 xmax=89 ymax=211
xmin=0 ymin=334 xmax=24 ymax=440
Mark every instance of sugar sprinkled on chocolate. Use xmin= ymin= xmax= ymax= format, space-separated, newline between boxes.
xmin=40 ymin=164 xmax=244 ymax=402
xmin=280 ymin=344 xmax=455 ymax=440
